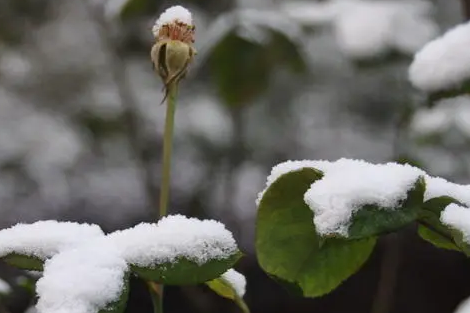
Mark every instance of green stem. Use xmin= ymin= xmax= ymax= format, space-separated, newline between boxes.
xmin=159 ymin=83 xmax=178 ymax=218
xmin=154 ymin=83 xmax=178 ymax=313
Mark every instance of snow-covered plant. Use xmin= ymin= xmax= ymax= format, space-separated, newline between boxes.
xmin=0 ymin=6 xmax=249 ymax=313
xmin=409 ymin=20 xmax=470 ymax=104
xmin=255 ymin=158 xmax=470 ymax=297
xmin=0 ymin=217 xmax=243 ymax=313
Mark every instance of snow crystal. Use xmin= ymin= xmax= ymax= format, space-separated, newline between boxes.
xmin=0 ymin=278 xmax=11 ymax=294
xmin=409 ymin=21 xmax=470 ymax=92
xmin=221 ymin=269 xmax=246 ymax=298
xmin=36 ymin=242 xmax=127 ymax=313
xmin=152 ymin=6 xmax=193 ymax=37
xmin=304 ymin=159 xmax=424 ymax=236
xmin=440 ymin=203 xmax=470 ymax=244
xmin=0 ymin=221 xmax=104 ymax=260
xmin=106 ymin=214 xmax=237 ymax=267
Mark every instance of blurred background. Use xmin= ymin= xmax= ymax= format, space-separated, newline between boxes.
xmin=0 ymin=0 xmax=470 ymax=312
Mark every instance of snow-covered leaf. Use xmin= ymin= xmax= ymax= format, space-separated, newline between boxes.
xmin=345 ymin=176 xmax=425 ymax=239
xmin=409 ymin=21 xmax=470 ymax=103
xmin=106 ymin=215 xmax=241 ymax=285
xmin=0 ymin=221 xmax=104 ymax=270
xmin=206 ymin=269 xmax=249 ymax=313
xmin=256 ymin=168 xmax=376 ymax=297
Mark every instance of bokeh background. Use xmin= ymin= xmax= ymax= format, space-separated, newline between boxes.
xmin=0 ymin=0 xmax=470 ymax=312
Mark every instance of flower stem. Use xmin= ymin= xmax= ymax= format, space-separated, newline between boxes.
xmin=154 ymin=82 xmax=178 ymax=313
xmin=159 ymin=82 xmax=178 ymax=218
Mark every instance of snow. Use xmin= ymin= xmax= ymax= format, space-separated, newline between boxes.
xmin=334 ymin=1 xmax=438 ymax=58
xmin=425 ymin=177 xmax=470 ymax=208
xmin=152 ymin=5 xmax=193 ymax=37
xmin=455 ymin=296 xmax=470 ymax=313
xmin=0 ymin=278 xmax=11 ymax=294
xmin=106 ymin=214 xmax=238 ymax=267
xmin=411 ymin=96 xmax=470 ymax=137
xmin=36 ymin=242 xmax=128 ymax=313
xmin=440 ymin=203 xmax=470 ymax=244
xmin=409 ymin=21 xmax=470 ymax=92
xmin=221 ymin=269 xmax=246 ymax=298
xmin=0 ymin=221 xmax=104 ymax=260
xmin=257 ymin=158 xmax=470 ymax=237
xmin=304 ymin=159 xmax=424 ymax=236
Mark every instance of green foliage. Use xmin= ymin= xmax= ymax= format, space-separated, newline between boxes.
xmin=2 ymin=253 xmax=44 ymax=271
xmin=418 ymin=196 xmax=462 ymax=251
xmin=256 ymin=165 xmax=470 ymax=298
xmin=131 ymin=251 xmax=242 ymax=285
xmin=347 ymin=177 xmax=425 ymax=239
xmin=425 ymin=80 xmax=470 ymax=107
xmin=256 ymin=168 xmax=376 ymax=297
xmin=209 ymin=29 xmax=306 ymax=108
xmin=206 ymin=274 xmax=250 ymax=313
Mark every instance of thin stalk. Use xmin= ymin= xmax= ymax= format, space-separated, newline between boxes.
xmin=148 ymin=282 xmax=163 ymax=313
xmin=159 ymin=82 xmax=178 ymax=218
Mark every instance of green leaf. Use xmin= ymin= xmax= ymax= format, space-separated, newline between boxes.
xmin=256 ymin=168 xmax=376 ymax=297
xmin=206 ymin=273 xmax=250 ymax=313
xmin=131 ymin=251 xmax=242 ymax=285
xmin=426 ymin=80 xmax=470 ymax=108
xmin=2 ymin=253 xmax=44 ymax=271
xmin=418 ymin=196 xmax=462 ymax=251
xmin=99 ymin=272 xmax=130 ymax=313
xmin=418 ymin=226 xmax=459 ymax=251
xmin=347 ymin=176 xmax=426 ymax=239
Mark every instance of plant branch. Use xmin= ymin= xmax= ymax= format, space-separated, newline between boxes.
xmin=159 ymin=83 xmax=178 ymax=218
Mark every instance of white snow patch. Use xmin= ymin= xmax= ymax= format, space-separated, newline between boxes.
xmin=36 ymin=242 xmax=127 ymax=313
xmin=409 ymin=21 xmax=470 ymax=92
xmin=106 ymin=214 xmax=237 ymax=267
xmin=425 ymin=176 xmax=470 ymax=207
xmin=304 ymin=159 xmax=423 ymax=236
xmin=334 ymin=1 xmax=438 ymax=58
xmin=221 ymin=269 xmax=246 ymax=298
xmin=440 ymin=203 xmax=470 ymax=244
xmin=411 ymin=96 xmax=470 ymax=137
xmin=0 ymin=278 xmax=11 ymax=294
xmin=152 ymin=5 xmax=193 ymax=37
xmin=0 ymin=221 xmax=104 ymax=260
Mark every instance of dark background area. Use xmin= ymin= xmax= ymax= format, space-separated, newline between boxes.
xmin=1 ymin=0 xmax=470 ymax=312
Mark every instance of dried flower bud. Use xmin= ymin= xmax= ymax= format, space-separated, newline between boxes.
xmin=151 ymin=6 xmax=196 ymax=103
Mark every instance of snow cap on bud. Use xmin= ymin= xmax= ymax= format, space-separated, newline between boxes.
xmin=151 ymin=5 xmax=196 ymax=103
